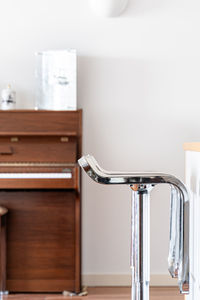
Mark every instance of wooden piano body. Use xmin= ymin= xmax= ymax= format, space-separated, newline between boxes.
xmin=0 ymin=110 xmax=82 ymax=293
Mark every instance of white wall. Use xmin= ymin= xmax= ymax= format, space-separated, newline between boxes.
xmin=1 ymin=0 xmax=200 ymax=285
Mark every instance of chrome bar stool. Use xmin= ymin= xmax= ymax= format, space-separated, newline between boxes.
xmin=78 ymin=155 xmax=190 ymax=300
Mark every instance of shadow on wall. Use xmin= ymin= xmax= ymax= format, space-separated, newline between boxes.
xmin=118 ymin=0 xmax=175 ymax=17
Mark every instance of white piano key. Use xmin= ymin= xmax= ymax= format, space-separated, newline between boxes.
xmin=0 ymin=173 xmax=72 ymax=179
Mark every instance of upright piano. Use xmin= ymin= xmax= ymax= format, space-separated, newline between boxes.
xmin=0 ymin=110 xmax=82 ymax=293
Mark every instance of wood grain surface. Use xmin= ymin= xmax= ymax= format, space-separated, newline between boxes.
xmin=0 ymin=136 xmax=77 ymax=163
xmin=0 ymin=190 xmax=76 ymax=292
xmin=0 ymin=287 xmax=184 ymax=299
xmin=183 ymin=142 xmax=200 ymax=152
xmin=0 ymin=110 xmax=82 ymax=137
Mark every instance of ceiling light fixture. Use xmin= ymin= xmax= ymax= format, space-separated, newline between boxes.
xmin=89 ymin=0 xmax=129 ymax=17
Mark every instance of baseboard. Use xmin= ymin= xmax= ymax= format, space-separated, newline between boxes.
xmin=82 ymin=274 xmax=178 ymax=287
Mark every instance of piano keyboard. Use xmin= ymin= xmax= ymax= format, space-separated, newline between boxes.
xmin=0 ymin=173 xmax=72 ymax=179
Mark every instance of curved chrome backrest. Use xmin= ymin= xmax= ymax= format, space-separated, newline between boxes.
xmin=78 ymin=155 xmax=189 ymax=294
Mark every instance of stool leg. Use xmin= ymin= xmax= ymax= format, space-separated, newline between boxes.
xmin=0 ymin=213 xmax=8 ymax=295
xmin=131 ymin=187 xmax=150 ymax=300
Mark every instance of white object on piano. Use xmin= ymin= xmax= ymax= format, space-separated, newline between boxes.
xmin=0 ymin=173 xmax=72 ymax=179
xmin=35 ymin=50 xmax=77 ymax=111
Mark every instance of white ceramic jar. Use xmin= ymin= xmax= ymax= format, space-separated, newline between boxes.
xmin=1 ymin=85 xmax=16 ymax=110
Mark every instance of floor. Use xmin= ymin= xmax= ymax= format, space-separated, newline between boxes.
xmin=0 ymin=287 xmax=184 ymax=300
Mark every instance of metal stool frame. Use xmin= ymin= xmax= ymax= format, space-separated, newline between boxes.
xmin=78 ymin=155 xmax=189 ymax=300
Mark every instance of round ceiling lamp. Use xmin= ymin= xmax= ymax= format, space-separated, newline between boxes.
xmin=89 ymin=0 xmax=129 ymax=17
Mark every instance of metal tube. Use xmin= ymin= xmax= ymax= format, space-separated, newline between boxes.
xmin=131 ymin=186 xmax=150 ymax=300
